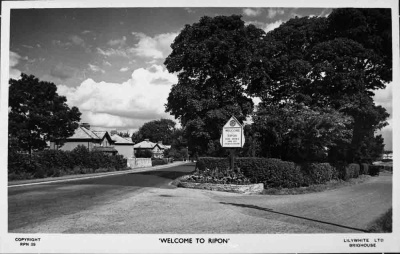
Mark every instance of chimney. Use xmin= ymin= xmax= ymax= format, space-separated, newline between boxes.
xmin=80 ymin=123 xmax=90 ymax=129
xmin=144 ymin=138 xmax=149 ymax=142
xmin=110 ymin=129 xmax=117 ymax=136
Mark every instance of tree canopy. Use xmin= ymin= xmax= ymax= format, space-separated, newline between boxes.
xmin=9 ymin=73 xmax=81 ymax=154
xmin=131 ymin=118 xmax=176 ymax=144
xmin=164 ymin=15 xmax=265 ymax=155
xmin=164 ymin=9 xmax=392 ymax=162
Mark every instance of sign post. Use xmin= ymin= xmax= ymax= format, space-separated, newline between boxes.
xmin=220 ymin=116 xmax=245 ymax=170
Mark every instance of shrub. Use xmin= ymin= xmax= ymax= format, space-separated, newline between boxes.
xmin=185 ymin=167 xmax=251 ymax=185
xmin=369 ymin=165 xmax=381 ymax=176
xmin=8 ymin=147 xmax=127 ymax=180
xmin=347 ymin=163 xmax=360 ymax=179
xmin=152 ymin=158 xmax=168 ymax=166
xmin=301 ymin=163 xmax=336 ymax=184
xmin=360 ymin=163 xmax=369 ymax=175
xmin=197 ymin=157 xmax=305 ymax=188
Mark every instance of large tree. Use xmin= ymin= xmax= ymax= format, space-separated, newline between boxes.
xmin=164 ymin=15 xmax=265 ymax=155
xmin=8 ymin=73 xmax=81 ymax=154
xmin=251 ymin=9 xmax=392 ymax=162
xmin=132 ymin=118 xmax=176 ymax=145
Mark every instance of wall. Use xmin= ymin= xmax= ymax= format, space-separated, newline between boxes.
xmin=127 ymin=158 xmax=152 ymax=169
xmin=115 ymin=145 xmax=134 ymax=159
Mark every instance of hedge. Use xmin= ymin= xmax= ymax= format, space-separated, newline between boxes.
xmin=8 ymin=145 xmax=127 ymax=180
xmin=360 ymin=163 xmax=369 ymax=175
xmin=151 ymin=158 xmax=169 ymax=166
xmin=369 ymin=165 xmax=382 ymax=176
xmin=196 ymin=157 xmax=364 ymax=189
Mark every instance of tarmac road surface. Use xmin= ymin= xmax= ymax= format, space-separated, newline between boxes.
xmin=8 ymin=164 xmax=392 ymax=233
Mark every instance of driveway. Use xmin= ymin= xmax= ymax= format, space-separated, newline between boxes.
xmin=9 ymin=167 xmax=392 ymax=233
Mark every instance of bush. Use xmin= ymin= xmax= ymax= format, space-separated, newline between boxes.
xmin=152 ymin=158 xmax=168 ymax=166
xmin=197 ymin=157 xmax=305 ymax=188
xmin=185 ymin=167 xmax=251 ymax=185
xmin=8 ymin=146 xmax=127 ymax=180
xmin=301 ymin=163 xmax=337 ymax=185
xmin=360 ymin=163 xmax=369 ymax=175
xmin=369 ymin=165 xmax=381 ymax=176
xmin=347 ymin=163 xmax=360 ymax=179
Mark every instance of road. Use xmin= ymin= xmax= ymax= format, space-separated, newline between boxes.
xmin=8 ymin=163 xmax=195 ymax=232
xmin=9 ymin=164 xmax=392 ymax=233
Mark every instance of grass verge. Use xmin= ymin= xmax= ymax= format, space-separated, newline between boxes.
xmin=367 ymin=208 xmax=392 ymax=233
xmin=262 ymin=175 xmax=372 ymax=195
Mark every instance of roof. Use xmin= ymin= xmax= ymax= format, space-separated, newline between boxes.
xmin=67 ymin=126 xmax=100 ymax=140
xmin=111 ymin=134 xmax=134 ymax=145
xmin=133 ymin=140 xmax=171 ymax=149
xmin=134 ymin=140 xmax=156 ymax=149
xmin=92 ymin=131 xmax=107 ymax=139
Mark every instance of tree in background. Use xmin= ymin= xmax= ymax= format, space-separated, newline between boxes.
xmin=8 ymin=73 xmax=81 ymax=154
xmin=250 ymin=9 xmax=391 ymax=163
xmin=164 ymin=15 xmax=266 ymax=156
xmin=131 ymin=118 xmax=176 ymax=144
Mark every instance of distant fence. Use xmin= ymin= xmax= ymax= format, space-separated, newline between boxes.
xmin=127 ymin=158 xmax=152 ymax=169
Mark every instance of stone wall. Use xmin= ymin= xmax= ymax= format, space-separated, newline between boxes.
xmin=127 ymin=158 xmax=152 ymax=169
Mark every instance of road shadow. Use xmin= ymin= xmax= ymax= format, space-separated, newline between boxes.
xmin=220 ymin=202 xmax=368 ymax=233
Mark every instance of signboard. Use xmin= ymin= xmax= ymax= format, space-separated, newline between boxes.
xmin=220 ymin=116 xmax=245 ymax=148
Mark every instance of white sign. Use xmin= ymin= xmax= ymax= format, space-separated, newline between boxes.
xmin=220 ymin=116 xmax=245 ymax=148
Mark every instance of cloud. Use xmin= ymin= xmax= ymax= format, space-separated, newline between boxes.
xmin=88 ymin=63 xmax=105 ymax=73
xmin=120 ymin=67 xmax=129 ymax=72
xmin=50 ymin=62 xmax=77 ymax=80
xmin=103 ymin=60 xmax=112 ymax=66
xmin=57 ymin=64 xmax=178 ymax=129
xmin=267 ymin=8 xmax=285 ymax=19
xmin=108 ymin=36 xmax=127 ymax=47
xmin=374 ymin=82 xmax=392 ymax=116
xmin=246 ymin=20 xmax=284 ymax=33
xmin=264 ymin=20 xmax=284 ymax=33
xmin=9 ymin=51 xmax=22 ymax=80
xmin=243 ymin=8 xmax=262 ymax=17
xmin=130 ymin=32 xmax=178 ymax=59
xmin=97 ymin=47 xmax=128 ymax=57
xmin=82 ymin=30 xmax=91 ymax=34
xmin=69 ymin=35 xmax=85 ymax=47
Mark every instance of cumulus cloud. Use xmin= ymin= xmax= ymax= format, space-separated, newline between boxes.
xmin=264 ymin=20 xmax=284 ymax=33
xmin=120 ymin=67 xmax=129 ymax=72
xmin=243 ymin=8 xmax=262 ymax=17
xmin=9 ymin=51 xmax=22 ymax=80
xmin=130 ymin=32 xmax=178 ymax=59
xmin=267 ymin=8 xmax=285 ymax=19
xmin=57 ymin=64 xmax=178 ymax=129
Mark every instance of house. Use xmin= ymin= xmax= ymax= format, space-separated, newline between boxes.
xmin=111 ymin=133 xmax=134 ymax=158
xmin=50 ymin=123 xmax=117 ymax=155
xmin=133 ymin=139 xmax=171 ymax=158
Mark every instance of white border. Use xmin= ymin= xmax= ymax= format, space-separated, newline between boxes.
xmin=1 ymin=0 xmax=399 ymax=253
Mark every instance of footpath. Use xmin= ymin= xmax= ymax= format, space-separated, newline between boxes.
xmin=8 ymin=161 xmax=191 ymax=187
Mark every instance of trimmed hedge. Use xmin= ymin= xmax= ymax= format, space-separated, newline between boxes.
xmin=360 ymin=163 xmax=369 ymax=175
xmin=369 ymin=165 xmax=382 ymax=176
xmin=151 ymin=158 xmax=169 ymax=166
xmin=8 ymin=145 xmax=127 ymax=180
xmin=197 ymin=157 xmax=364 ymax=189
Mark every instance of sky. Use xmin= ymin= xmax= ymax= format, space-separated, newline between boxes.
xmin=8 ymin=7 xmax=393 ymax=150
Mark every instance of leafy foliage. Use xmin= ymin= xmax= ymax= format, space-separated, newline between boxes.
xmin=186 ymin=167 xmax=251 ymax=185
xmin=131 ymin=118 xmax=176 ymax=144
xmin=8 ymin=73 xmax=81 ymax=154
xmin=8 ymin=145 xmax=127 ymax=180
xmin=164 ymin=15 xmax=264 ymax=155
xmin=253 ymin=102 xmax=352 ymax=163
